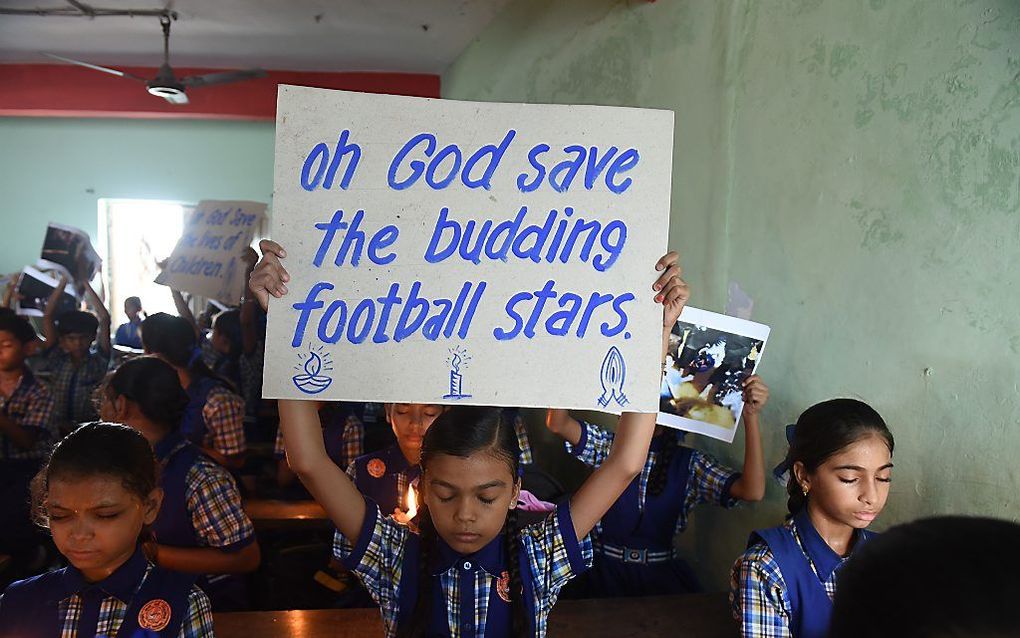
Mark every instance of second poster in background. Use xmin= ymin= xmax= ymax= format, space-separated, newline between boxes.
xmin=658 ymin=307 xmax=771 ymax=443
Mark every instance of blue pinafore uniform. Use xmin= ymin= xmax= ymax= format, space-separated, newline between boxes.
xmin=349 ymin=443 xmax=419 ymax=515
xmin=0 ymin=546 xmax=201 ymax=637
xmin=152 ymin=432 xmax=255 ymax=611
xmin=747 ymin=508 xmax=877 ymax=638
xmin=179 ymin=377 xmax=222 ymax=448
xmin=565 ymin=423 xmax=740 ymax=598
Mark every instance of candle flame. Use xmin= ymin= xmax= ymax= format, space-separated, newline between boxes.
xmin=405 ymin=485 xmax=418 ymax=519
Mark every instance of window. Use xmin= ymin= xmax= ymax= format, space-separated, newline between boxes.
xmin=98 ymin=198 xmax=189 ymax=331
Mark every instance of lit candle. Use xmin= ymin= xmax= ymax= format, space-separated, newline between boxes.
xmin=405 ymin=484 xmax=418 ymax=520
xmin=393 ymin=484 xmax=418 ymax=528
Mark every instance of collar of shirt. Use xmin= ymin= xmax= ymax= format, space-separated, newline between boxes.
xmin=432 ymin=531 xmax=505 ymax=577
xmin=60 ymin=544 xmax=148 ymax=604
xmin=792 ymin=508 xmax=861 ymax=581
xmin=0 ymin=366 xmax=34 ymax=405
xmin=154 ymin=431 xmax=189 ymax=462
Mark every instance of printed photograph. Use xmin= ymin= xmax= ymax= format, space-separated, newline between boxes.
xmin=41 ymin=223 xmax=101 ymax=285
xmin=15 ymin=265 xmax=78 ymax=317
xmin=658 ymin=307 xmax=770 ymax=443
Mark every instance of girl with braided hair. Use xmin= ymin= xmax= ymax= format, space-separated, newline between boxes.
xmin=249 ymin=240 xmax=686 ymax=636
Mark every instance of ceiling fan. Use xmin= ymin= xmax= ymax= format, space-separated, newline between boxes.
xmin=43 ymin=14 xmax=265 ymax=105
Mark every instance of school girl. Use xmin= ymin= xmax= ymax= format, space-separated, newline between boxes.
xmin=546 ymin=372 xmax=769 ymax=597
xmin=0 ymin=422 xmax=214 ymax=637
xmin=99 ymin=356 xmax=261 ymax=611
xmin=250 ymin=239 xmax=687 ymax=637
xmin=141 ymin=312 xmax=247 ymax=471
xmin=349 ymin=404 xmax=534 ymax=518
xmin=730 ymin=398 xmax=894 ymax=638
xmin=208 ymin=309 xmax=243 ymax=394
xmin=275 ymin=402 xmax=375 ymax=493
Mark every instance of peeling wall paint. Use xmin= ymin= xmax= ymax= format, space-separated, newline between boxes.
xmin=444 ymin=0 xmax=1020 ymax=590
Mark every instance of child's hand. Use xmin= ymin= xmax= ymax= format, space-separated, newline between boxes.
xmin=653 ymin=251 xmax=689 ymax=329
xmin=249 ymin=239 xmax=290 ymax=311
xmin=241 ymin=246 xmax=259 ymax=267
xmin=742 ymin=375 xmax=769 ymax=415
xmin=545 ymin=408 xmax=569 ymax=433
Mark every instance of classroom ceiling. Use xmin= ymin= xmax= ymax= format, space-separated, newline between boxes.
xmin=0 ymin=0 xmax=512 ymax=73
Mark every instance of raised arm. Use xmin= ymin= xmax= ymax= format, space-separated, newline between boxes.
xmin=240 ymin=248 xmax=260 ymax=355
xmin=157 ymin=259 xmax=201 ymax=339
xmin=42 ymin=275 xmax=68 ymax=347
xmin=82 ymin=278 xmax=111 ymax=354
xmin=545 ymin=409 xmax=583 ymax=447
xmin=250 ymin=240 xmax=367 ymax=543
xmin=2 ymin=276 xmax=15 ymax=309
xmin=172 ymin=289 xmax=200 ymax=339
xmin=727 ymin=376 xmax=769 ymax=502
xmin=569 ymin=251 xmax=689 ymax=539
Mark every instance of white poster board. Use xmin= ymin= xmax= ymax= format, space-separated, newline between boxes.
xmin=263 ymin=85 xmax=673 ymax=412
xmin=658 ymin=307 xmax=771 ymax=442
xmin=155 ymin=200 xmax=266 ymax=303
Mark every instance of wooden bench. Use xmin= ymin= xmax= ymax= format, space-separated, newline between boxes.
xmin=214 ymin=592 xmax=738 ymax=637
xmin=243 ymin=499 xmax=330 ymax=531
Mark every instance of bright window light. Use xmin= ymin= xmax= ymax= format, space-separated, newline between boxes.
xmin=98 ymin=198 xmax=188 ymax=331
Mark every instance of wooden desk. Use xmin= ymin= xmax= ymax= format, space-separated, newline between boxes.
xmin=244 ymin=499 xmax=330 ymax=530
xmin=215 ymin=593 xmax=737 ymax=637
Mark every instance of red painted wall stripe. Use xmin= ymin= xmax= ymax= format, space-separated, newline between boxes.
xmin=0 ymin=64 xmax=440 ymax=120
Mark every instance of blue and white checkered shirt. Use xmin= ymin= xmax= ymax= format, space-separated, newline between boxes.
xmin=335 ymin=498 xmax=592 ymax=637
xmin=0 ymin=367 xmax=56 ymax=460
xmin=567 ymin=420 xmax=739 ymax=537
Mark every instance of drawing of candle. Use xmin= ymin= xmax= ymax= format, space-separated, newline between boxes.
xmin=443 ymin=346 xmax=472 ymax=400
xmin=598 ymin=346 xmax=629 ymax=408
xmin=292 ymin=347 xmax=333 ymax=395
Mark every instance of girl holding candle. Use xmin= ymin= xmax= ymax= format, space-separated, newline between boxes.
xmin=248 ymin=239 xmax=688 ymax=637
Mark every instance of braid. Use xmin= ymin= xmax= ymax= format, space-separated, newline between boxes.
xmin=399 ymin=507 xmax=436 ymax=638
xmin=503 ymin=508 xmax=527 ymax=636
xmin=786 ymin=472 xmax=806 ymax=517
xmin=647 ymin=432 xmax=677 ymax=497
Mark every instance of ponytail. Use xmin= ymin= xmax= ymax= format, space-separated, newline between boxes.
xmin=504 ymin=507 xmax=526 ymax=636
xmin=647 ymin=432 xmax=677 ymax=498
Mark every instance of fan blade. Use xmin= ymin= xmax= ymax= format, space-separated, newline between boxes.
xmin=160 ymin=91 xmax=189 ymax=105
xmin=41 ymin=52 xmax=148 ymax=82
xmin=180 ymin=68 xmax=265 ymax=87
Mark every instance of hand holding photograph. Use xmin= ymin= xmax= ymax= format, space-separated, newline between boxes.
xmin=658 ymin=307 xmax=770 ymax=443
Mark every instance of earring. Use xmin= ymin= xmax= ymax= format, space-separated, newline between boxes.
xmin=801 ymin=485 xmax=809 ymax=497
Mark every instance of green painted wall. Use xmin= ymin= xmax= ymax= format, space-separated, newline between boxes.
xmin=0 ymin=117 xmax=275 ymax=276
xmin=444 ymin=0 xmax=1020 ymax=590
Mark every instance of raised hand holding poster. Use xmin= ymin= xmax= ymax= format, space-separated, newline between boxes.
xmin=263 ymin=86 xmax=673 ymax=411
xmin=659 ymin=307 xmax=771 ymax=442
xmin=155 ymin=200 xmax=266 ymax=303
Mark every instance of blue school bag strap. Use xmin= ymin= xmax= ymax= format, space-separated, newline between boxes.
xmin=180 ymin=376 xmax=222 ymax=445
xmin=748 ymin=525 xmax=833 ymax=638
xmin=117 ymin=565 xmax=197 ymax=637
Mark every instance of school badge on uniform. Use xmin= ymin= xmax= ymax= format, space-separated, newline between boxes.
xmin=138 ymin=599 xmax=172 ymax=631
xmin=496 ymin=570 xmax=511 ymax=603
xmin=367 ymin=458 xmax=386 ymax=478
